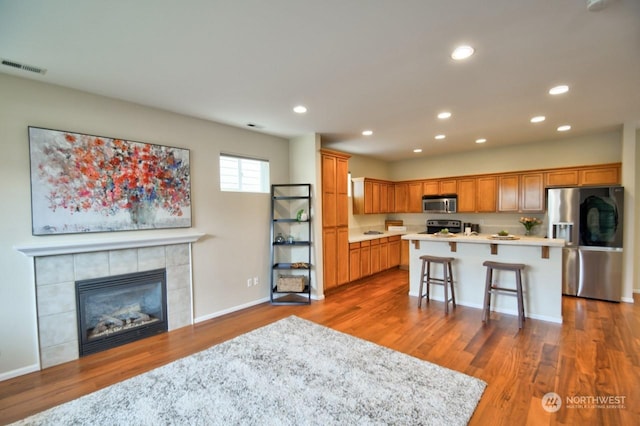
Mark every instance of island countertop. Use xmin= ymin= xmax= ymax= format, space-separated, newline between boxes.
xmin=401 ymin=232 xmax=566 ymax=247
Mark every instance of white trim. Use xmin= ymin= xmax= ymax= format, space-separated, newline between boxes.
xmin=0 ymin=363 xmax=40 ymax=382
xmin=194 ymin=297 xmax=270 ymax=324
xmin=621 ymin=296 xmax=635 ymax=303
xmin=14 ymin=231 xmax=205 ymax=257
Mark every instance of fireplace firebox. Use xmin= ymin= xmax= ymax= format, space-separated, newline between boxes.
xmin=76 ymin=269 xmax=168 ymax=356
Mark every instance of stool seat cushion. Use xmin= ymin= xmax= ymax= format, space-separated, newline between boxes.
xmin=482 ymin=260 xmax=525 ymax=271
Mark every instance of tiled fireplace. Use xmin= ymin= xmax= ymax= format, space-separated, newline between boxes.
xmin=17 ymin=232 xmax=202 ymax=369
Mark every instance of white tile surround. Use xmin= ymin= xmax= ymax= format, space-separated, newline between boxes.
xmin=15 ymin=232 xmax=204 ymax=369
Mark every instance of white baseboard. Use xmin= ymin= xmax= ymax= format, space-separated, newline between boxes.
xmin=194 ymin=297 xmax=270 ymax=323
xmin=621 ymin=296 xmax=635 ymax=303
xmin=0 ymin=363 xmax=40 ymax=382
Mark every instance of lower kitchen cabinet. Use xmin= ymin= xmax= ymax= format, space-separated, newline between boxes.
xmin=349 ymin=242 xmax=361 ymax=282
xmin=389 ymin=236 xmax=401 ymax=267
xmin=370 ymin=239 xmax=381 ymax=274
xmin=348 ymin=235 xmax=402 ymax=282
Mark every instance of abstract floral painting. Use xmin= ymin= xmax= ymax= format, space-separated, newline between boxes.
xmin=28 ymin=127 xmax=191 ymax=235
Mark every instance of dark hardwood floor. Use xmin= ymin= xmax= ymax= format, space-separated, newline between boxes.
xmin=1 ymin=269 xmax=639 ymax=425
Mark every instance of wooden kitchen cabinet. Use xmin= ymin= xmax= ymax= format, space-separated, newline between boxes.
xmin=440 ymin=179 xmax=457 ymax=194
xmin=389 ymin=236 xmax=401 ymax=268
xmin=321 ymin=150 xmax=350 ymax=291
xmin=400 ymin=240 xmax=409 ymax=269
xmin=520 ymin=173 xmax=544 ymax=212
xmin=370 ymin=239 xmax=381 ymax=274
xmin=498 ymin=174 xmax=519 ymax=212
xmin=456 ymin=178 xmax=476 ymax=212
xmin=477 ymin=176 xmax=497 ymax=212
xmin=352 ymin=178 xmax=395 ymax=214
xmin=379 ymin=237 xmax=389 ymax=270
xmin=349 ymin=242 xmax=361 ymax=282
xmin=579 ymin=164 xmax=620 ymax=186
xmin=322 ymin=228 xmax=337 ymax=290
xmin=423 ymin=180 xmax=439 ymax=195
xmin=360 ymin=240 xmax=371 ymax=277
xmin=545 ymin=169 xmax=579 ymax=187
xmin=423 ymin=179 xmax=457 ymax=196
xmin=394 ymin=182 xmax=408 ymax=212
xmin=407 ymin=181 xmax=423 ymax=213
xmin=498 ymin=173 xmax=543 ymax=213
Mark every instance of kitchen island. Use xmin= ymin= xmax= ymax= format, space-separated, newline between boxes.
xmin=401 ymin=233 xmax=566 ymax=323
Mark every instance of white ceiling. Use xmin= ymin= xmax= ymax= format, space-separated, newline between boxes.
xmin=1 ymin=0 xmax=639 ymax=161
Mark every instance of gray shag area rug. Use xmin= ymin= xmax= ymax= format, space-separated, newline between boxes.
xmin=13 ymin=316 xmax=486 ymax=425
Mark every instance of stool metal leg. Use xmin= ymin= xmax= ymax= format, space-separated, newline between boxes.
xmin=448 ymin=261 xmax=456 ymax=307
xmin=516 ymin=270 xmax=524 ymax=329
xmin=425 ymin=261 xmax=431 ymax=302
xmin=443 ymin=263 xmax=449 ymax=314
xmin=418 ymin=259 xmax=426 ymax=308
xmin=482 ymin=267 xmax=493 ymax=322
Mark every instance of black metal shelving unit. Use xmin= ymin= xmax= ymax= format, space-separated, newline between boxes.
xmin=270 ymin=184 xmax=312 ymax=305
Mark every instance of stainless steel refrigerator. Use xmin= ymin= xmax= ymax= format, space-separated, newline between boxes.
xmin=547 ymin=186 xmax=624 ymax=302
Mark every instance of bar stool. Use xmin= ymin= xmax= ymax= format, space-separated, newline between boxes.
xmin=418 ymin=255 xmax=456 ymax=313
xmin=482 ymin=261 xmax=526 ymax=328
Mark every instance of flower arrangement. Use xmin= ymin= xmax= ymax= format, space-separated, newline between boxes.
xmin=519 ymin=217 xmax=542 ymax=235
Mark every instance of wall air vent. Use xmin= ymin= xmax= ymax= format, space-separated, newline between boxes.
xmin=1 ymin=58 xmax=47 ymax=75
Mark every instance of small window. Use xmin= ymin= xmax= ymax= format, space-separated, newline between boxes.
xmin=220 ymin=153 xmax=270 ymax=193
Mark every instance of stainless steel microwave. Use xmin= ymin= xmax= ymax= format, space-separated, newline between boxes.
xmin=422 ymin=194 xmax=457 ymax=213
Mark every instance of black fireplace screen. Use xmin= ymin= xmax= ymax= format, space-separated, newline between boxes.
xmin=76 ymin=268 xmax=168 ymax=356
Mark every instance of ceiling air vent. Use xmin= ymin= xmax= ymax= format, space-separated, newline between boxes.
xmin=1 ymin=58 xmax=47 ymax=75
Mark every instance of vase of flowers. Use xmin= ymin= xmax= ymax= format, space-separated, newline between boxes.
xmin=520 ymin=217 xmax=542 ymax=236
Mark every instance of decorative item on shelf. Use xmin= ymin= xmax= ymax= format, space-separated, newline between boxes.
xmin=519 ymin=217 xmax=542 ymax=236
xmin=277 ymin=275 xmax=306 ymax=292
xmin=296 ymin=209 xmax=308 ymax=221
xmin=275 ymin=233 xmax=285 ymax=244
xmin=287 ymin=234 xmax=294 ymax=244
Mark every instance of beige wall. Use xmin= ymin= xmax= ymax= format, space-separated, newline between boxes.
xmin=0 ymin=74 xmax=289 ymax=379
xmin=388 ymin=131 xmax=622 ymax=181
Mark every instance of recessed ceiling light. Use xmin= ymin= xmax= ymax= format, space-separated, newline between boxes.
xmin=557 ymin=125 xmax=572 ymax=132
xmin=530 ymin=116 xmax=546 ymax=123
xmin=362 ymin=130 xmax=373 ymax=136
xmin=451 ymin=45 xmax=474 ymax=60
xmin=435 ymin=134 xmax=446 ymax=140
xmin=413 ymin=148 xmax=423 ymax=153
xmin=475 ymin=138 xmax=487 ymax=144
xmin=549 ymin=85 xmax=569 ymax=95
xmin=293 ymin=105 xmax=307 ymax=114
xmin=437 ymin=111 xmax=452 ymax=119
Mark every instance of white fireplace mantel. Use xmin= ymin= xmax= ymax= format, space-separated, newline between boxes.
xmin=14 ymin=230 xmax=206 ymax=257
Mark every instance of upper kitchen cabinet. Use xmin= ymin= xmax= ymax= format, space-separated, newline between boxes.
xmin=456 ymin=178 xmax=476 ymax=212
xmin=476 ymin=176 xmax=497 ymax=212
xmin=545 ymin=169 xmax=579 ymax=187
xmin=394 ymin=182 xmax=408 ymax=212
xmin=498 ymin=173 xmax=544 ymax=213
xmin=457 ymin=177 xmax=496 ymax=213
xmin=545 ymin=163 xmax=621 ymax=187
xmin=352 ymin=178 xmax=395 ymax=214
xmin=407 ymin=181 xmax=423 ymax=213
xmin=423 ymin=179 xmax=457 ymax=195
xmin=391 ymin=181 xmax=422 ymax=213
xmin=578 ymin=164 xmax=620 ymax=186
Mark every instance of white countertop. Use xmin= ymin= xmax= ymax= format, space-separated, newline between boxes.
xmin=401 ymin=232 xmax=566 ymax=247
xmin=349 ymin=229 xmax=412 ymax=243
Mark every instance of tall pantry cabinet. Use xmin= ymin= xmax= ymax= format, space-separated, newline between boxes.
xmin=321 ymin=149 xmax=351 ymax=291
